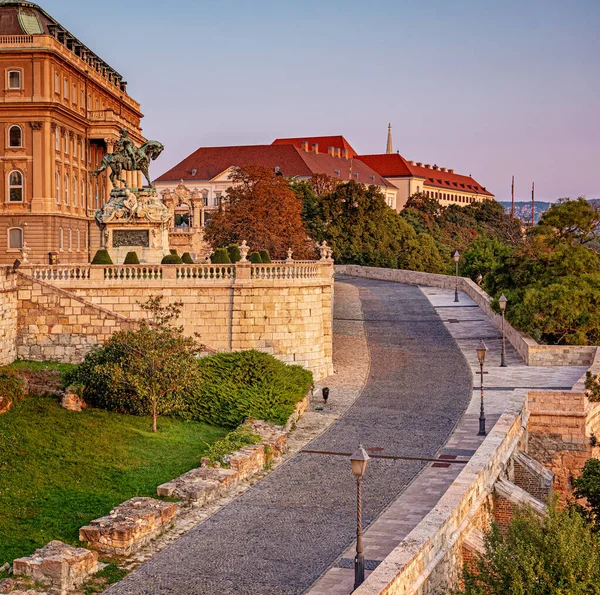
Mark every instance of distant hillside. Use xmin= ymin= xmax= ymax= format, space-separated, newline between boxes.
xmin=498 ymin=199 xmax=599 ymax=224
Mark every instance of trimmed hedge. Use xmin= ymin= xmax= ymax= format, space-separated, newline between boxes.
xmin=161 ymin=253 xmax=183 ymax=264
xmin=181 ymin=252 xmax=194 ymax=264
xmin=0 ymin=368 xmax=26 ymax=410
xmin=91 ymin=249 xmax=113 ymax=265
xmin=123 ymin=251 xmax=140 ymax=265
xmin=227 ymin=244 xmax=241 ymax=263
xmin=211 ymin=248 xmax=231 ymax=264
xmin=259 ymin=250 xmax=271 ymax=263
xmin=187 ymin=350 xmax=312 ymax=428
xmin=170 ymin=249 xmax=178 ymax=255
xmin=249 ymin=252 xmax=263 ymax=264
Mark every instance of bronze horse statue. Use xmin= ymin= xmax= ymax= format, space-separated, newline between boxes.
xmin=92 ymin=140 xmax=164 ymax=189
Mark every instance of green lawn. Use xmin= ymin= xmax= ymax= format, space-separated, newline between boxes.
xmin=0 ymin=396 xmax=227 ymax=565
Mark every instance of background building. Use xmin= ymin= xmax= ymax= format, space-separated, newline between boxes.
xmin=0 ymin=0 xmax=145 ymax=264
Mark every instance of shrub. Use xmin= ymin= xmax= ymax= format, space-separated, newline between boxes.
xmin=170 ymin=249 xmax=178 ymax=255
xmin=203 ymin=426 xmax=262 ymax=466
xmin=91 ymin=249 xmax=113 ymax=265
xmin=210 ymin=248 xmax=231 ymax=264
xmin=259 ymin=250 xmax=271 ymax=263
xmin=161 ymin=253 xmax=183 ymax=264
xmin=0 ymin=368 xmax=26 ymax=410
xmin=249 ymin=252 xmax=263 ymax=264
xmin=123 ymin=251 xmax=140 ymax=265
xmin=181 ymin=252 xmax=194 ymax=264
xmin=227 ymin=244 xmax=241 ymax=263
xmin=187 ymin=350 xmax=312 ymax=428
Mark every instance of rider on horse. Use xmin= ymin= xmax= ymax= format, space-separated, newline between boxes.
xmin=115 ymin=128 xmax=137 ymax=169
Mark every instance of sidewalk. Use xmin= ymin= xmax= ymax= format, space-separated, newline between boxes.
xmin=307 ymin=285 xmax=587 ymax=595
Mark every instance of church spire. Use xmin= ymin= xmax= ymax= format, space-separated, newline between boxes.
xmin=386 ymin=122 xmax=393 ymax=154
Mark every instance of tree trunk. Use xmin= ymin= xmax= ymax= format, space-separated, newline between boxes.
xmin=152 ymin=402 xmax=157 ymax=433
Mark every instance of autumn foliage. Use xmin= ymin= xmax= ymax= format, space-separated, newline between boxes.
xmin=204 ymin=165 xmax=315 ymax=259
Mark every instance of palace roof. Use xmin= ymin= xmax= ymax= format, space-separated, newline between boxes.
xmin=155 ymin=144 xmax=393 ymax=187
xmin=272 ymin=136 xmax=358 ymax=158
xmin=356 ymin=153 xmax=493 ymax=196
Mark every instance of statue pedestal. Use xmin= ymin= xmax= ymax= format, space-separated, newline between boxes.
xmin=96 ymin=188 xmax=172 ymax=264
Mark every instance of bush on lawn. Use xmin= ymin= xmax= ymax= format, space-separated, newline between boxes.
xmin=187 ymin=350 xmax=312 ymax=428
xmin=181 ymin=252 xmax=194 ymax=264
xmin=123 ymin=251 xmax=140 ymax=265
xmin=91 ymin=249 xmax=113 ymax=265
xmin=204 ymin=426 xmax=262 ymax=466
xmin=161 ymin=253 xmax=183 ymax=264
xmin=249 ymin=252 xmax=263 ymax=264
xmin=259 ymin=250 xmax=271 ymax=263
xmin=0 ymin=368 xmax=26 ymax=409
xmin=227 ymin=244 xmax=241 ymax=263
xmin=211 ymin=248 xmax=231 ymax=264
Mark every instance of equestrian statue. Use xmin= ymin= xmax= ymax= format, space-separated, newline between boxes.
xmin=92 ymin=128 xmax=164 ymax=189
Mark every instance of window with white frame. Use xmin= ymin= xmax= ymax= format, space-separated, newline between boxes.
xmin=56 ymin=171 xmax=60 ymax=203
xmin=73 ymin=175 xmax=77 ymax=206
xmin=59 ymin=227 xmax=63 ymax=250
xmin=63 ymin=77 xmax=69 ymax=99
xmin=8 ymin=227 xmax=23 ymax=249
xmin=64 ymin=174 xmax=69 ymax=205
xmin=8 ymin=170 xmax=23 ymax=202
xmin=55 ymin=72 xmax=60 ymax=93
xmin=8 ymin=70 xmax=22 ymax=90
xmin=214 ymin=191 xmax=222 ymax=207
xmin=9 ymin=125 xmax=22 ymax=148
xmin=68 ymin=229 xmax=72 ymax=250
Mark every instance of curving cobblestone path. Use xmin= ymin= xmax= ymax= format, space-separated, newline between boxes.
xmin=106 ymin=278 xmax=471 ymax=595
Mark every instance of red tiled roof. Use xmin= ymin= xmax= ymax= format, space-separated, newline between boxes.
xmin=357 ymin=153 xmax=494 ymax=197
xmin=155 ymin=144 xmax=392 ymax=187
xmin=272 ymin=136 xmax=358 ymax=158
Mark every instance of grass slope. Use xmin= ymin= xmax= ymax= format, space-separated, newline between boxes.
xmin=0 ymin=396 xmax=226 ymax=565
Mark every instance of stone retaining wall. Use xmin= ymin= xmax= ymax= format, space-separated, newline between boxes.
xmin=0 ymin=270 xmax=17 ymax=366
xmin=336 ymin=265 xmax=597 ymax=367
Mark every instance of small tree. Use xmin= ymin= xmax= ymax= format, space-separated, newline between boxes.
xmin=574 ymin=458 xmax=600 ymax=528
xmin=211 ymin=248 xmax=231 ymax=264
xmin=91 ymin=249 xmax=113 ymax=265
xmin=181 ymin=252 xmax=194 ymax=264
xmin=161 ymin=253 xmax=183 ymax=264
xmin=227 ymin=244 xmax=241 ymax=263
xmin=123 ymin=251 xmax=140 ymax=265
xmin=259 ymin=250 xmax=271 ymax=263
xmin=87 ymin=297 xmax=201 ymax=433
xmin=455 ymin=501 xmax=600 ymax=594
xmin=249 ymin=252 xmax=263 ymax=264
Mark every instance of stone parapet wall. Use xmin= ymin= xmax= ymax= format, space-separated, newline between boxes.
xmin=336 ymin=265 xmax=597 ymax=368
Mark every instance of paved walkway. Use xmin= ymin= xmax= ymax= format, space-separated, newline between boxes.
xmin=307 ymin=282 xmax=587 ymax=594
xmin=107 ymin=278 xmax=472 ymax=595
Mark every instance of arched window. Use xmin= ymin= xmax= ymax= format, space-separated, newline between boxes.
xmin=56 ymin=171 xmax=60 ymax=203
xmin=8 ymin=170 xmax=23 ymax=202
xmin=7 ymin=70 xmax=22 ymax=90
xmin=8 ymin=227 xmax=22 ymax=249
xmin=8 ymin=125 xmax=22 ymax=148
xmin=68 ymin=229 xmax=72 ymax=251
xmin=73 ymin=175 xmax=78 ymax=206
xmin=59 ymin=227 xmax=63 ymax=250
xmin=64 ymin=174 xmax=69 ymax=205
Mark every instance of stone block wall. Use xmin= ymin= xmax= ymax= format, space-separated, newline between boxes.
xmin=0 ymin=270 xmax=17 ymax=365
xmin=16 ymin=274 xmax=136 ymax=363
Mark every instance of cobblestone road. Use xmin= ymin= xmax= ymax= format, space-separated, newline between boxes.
xmin=107 ymin=278 xmax=471 ymax=595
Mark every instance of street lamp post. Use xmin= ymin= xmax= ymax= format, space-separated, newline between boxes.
xmin=453 ymin=250 xmax=460 ymax=302
xmin=477 ymin=340 xmax=488 ymax=436
xmin=499 ymin=294 xmax=508 ymax=368
xmin=350 ymin=445 xmax=370 ymax=590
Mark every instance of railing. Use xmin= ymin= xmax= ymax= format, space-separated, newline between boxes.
xmin=250 ymin=263 xmax=320 ymax=280
xmin=176 ymin=265 xmax=235 ymax=280
xmin=0 ymin=35 xmax=34 ymax=44
xmin=103 ymin=265 xmax=162 ymax=280
xmin=28 ymin=265 xmax=91 ymax=282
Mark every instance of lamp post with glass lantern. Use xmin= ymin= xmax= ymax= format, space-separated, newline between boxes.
xmin=477 ymin=340 xmax=488 ymax=436
xmin=350 ymin=445 xmax=370 ymax=590
xmin=499 ymin=294 xmax=508 ymax=367
xmin=453 ymin=250 xmax=460 ymax=302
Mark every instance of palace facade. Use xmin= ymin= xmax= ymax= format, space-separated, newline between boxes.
xmin=0 ymin=0 xmax=145 ymax=264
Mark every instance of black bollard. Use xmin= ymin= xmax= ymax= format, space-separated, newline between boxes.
xmin=322 ymin=387 xmax=330 ymax=403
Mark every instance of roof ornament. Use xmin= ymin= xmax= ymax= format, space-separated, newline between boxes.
xmin=386 ymin=123 xmax=393 ymax=154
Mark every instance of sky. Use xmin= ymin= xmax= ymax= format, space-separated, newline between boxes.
xmin=41 ymin=0 xmax=599 ymax=202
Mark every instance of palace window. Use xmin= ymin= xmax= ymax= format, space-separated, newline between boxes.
xmin=83 ymin=230 xmax=87 ymax=249
xmin=214 ymin=191 xmax=222 ymax=207
xmin=64 ymin=131 xmax=69 ymax=154
xmin=7 ymin=70 xmax=22 ymax=90
xmin=64 ymin=174 xmax=69 ymax=205
xmin=63 ymin=77 xmax=69 ymax=99
xmin=55 ymin=72 xmax=60 ymax=93
xmin=81 ymin=88 xmax=85 ymax=108
xmin=201 ymin=189 xmax=208 ymax=206
xmin=72 ymin=83 xmax=77 ymax=104
xmin=68 ymin=229 xmax=72 ymax=251
xmin=55 ymin=129 xmax=60 ymax=151
xmin=77 ymin=230 xmax=80 ymax=251
xmin=73 ymin=175 xmax=78 ymax=206
xmin=56 ymin=171 xmax=60 ymax=203
xmin=8 ymin=170 xmax=23 ymax=202
xmin=9 ymin=125 xmax=22 ymax=148
xmin=8 ymin=227 xmax=23 ymax=250
xmin=59 ymin=228 xmax=63 ymax=250
xmin=82 ymin=179 xmax=86 ymax=205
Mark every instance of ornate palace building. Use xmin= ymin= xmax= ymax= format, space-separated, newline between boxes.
xmin=0 ymin=0 xmax=145 ymax=264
